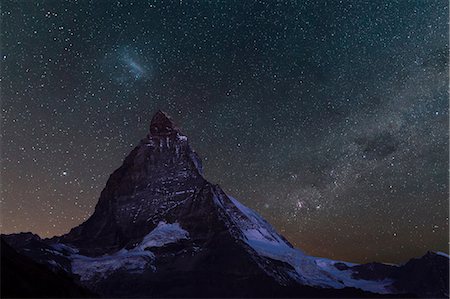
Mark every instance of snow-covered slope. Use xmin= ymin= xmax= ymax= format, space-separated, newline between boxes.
xmin=71 ymin=249 xmax=154 ymax=281
xmin=70 ymin=221 xmax=189 ymax=281
xmin=214 ymin=192 xmax=394 ymax=294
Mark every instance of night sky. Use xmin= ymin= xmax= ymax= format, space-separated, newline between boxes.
xmin=1 ymin=0 xmax=448 ymax=264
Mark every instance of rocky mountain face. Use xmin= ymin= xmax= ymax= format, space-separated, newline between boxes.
xmin=57 ymin=110 xmax=207 ymax=256
xmin=2 ymin=111 xmax=449 ymax=298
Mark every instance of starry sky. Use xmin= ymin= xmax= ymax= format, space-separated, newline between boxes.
xmin=1 ymin=0 xmax=448 ymax=264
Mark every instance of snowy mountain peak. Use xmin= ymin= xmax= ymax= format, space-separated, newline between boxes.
xmin=56 ymin=111 xmax=205 ymax=255
xmin=7 ymin=110 xmax=446 ymax=298
xmin=149 ymin=110 xmax=179 ymax=136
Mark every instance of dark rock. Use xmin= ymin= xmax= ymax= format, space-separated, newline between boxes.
xmin=149 ymin=110 xmax=179 ymax=136
xmin=2 ymin=232 xmax=41 ymax=248
xmin=334 ymin=262 xmax=350 ymax=271
xmin=392 ymin=252 xmax=449 ymax=298
xmin=351 ymin=262 xmax=397 ymax=281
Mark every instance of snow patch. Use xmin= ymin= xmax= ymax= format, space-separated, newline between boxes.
xmin=69 ymin=221 xmax=189 ymax=281
xmin=138 ymin=221 xmax=189 ymax=250
xmin=51 ymin=243 xmax=79 ymax=254
xmin=177 ymin=134 xmax=188 ymax=141
xmin=71 ymin=249 xmax=154 ymax=281
xmin=436 ymin=251 xmax=450 ymax=259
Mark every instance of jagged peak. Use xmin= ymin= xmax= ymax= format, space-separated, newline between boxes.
xmin=149 ymin=110 xmax=179 ymax=136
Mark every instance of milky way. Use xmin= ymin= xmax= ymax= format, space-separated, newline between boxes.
xmin=1 ymin=0 xmax=448 ymax=263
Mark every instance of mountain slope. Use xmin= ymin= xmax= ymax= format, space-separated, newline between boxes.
xmin=0 ymin=238 xmax=95 ymax=298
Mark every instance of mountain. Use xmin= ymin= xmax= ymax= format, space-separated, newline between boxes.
xmin=0 ymin=237 xmax=95 ymax=298
xmin=2 ymin=111 xmax=448 ymax=298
